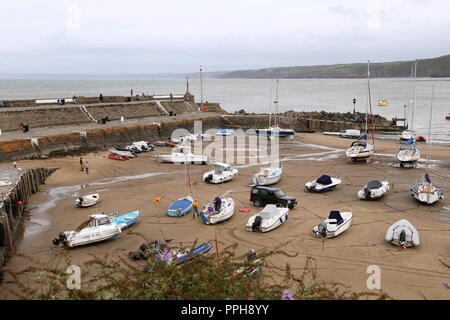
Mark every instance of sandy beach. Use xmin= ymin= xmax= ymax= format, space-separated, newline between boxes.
xmin=1 ymin=133 xmax=449 ymax=300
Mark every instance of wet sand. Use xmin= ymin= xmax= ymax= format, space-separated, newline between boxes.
xmin=1 ymin=133 xmax=450 ymax=300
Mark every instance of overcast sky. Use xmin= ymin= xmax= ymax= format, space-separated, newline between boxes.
xmin=1 ymin=0 xmax=450 ymax=74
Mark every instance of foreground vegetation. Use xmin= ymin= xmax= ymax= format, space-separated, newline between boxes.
xmin=2 ymin=239 xmax=390 ymax=300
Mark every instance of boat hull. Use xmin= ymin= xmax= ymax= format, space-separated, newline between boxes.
xmin=167 ymin=196 xmax=194 ymax=217
xmin=111 ymin=210 xmax=141 ymax=229
xmin=199 ymin=197 xmax=235 ymax=225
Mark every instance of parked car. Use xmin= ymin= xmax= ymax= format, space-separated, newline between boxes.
xmin=250 ymin=186 xmax=297 ymax=209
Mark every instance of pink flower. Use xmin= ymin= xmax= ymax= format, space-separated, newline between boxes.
xmin=281 ymin=289 xmax=295 ymax=300
xmin=161 ymin=247 xmax=173 ymax=265
xmin=440 ymin=281 xmax=450 ymax=289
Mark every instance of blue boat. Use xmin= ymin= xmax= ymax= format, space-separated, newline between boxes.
xmin=167 ymin=196 xmax=194 ymax=217
xmin=174 ymin=241 xmax=213 ymax=265
xmin=111 ymin=210 xmax=141 ymax=229
xmin=216 ymin=128 xmax=234 ymax=136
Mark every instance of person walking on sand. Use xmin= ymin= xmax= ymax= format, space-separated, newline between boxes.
xmin=193 ymin=200 xmax=199 ymax=219
xmin=13 ymin=161 xmax=17 ymax=169
xmin=80 ymin=157 xmax=84 ymax=172
xmin=84 ymin=161 xmax=89 ymax=174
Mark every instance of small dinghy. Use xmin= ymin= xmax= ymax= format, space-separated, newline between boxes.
xmin=203 ymin=163 xmax=238 ymax=184
xmin=127 ymin=141 xmax=154 ymax=153
xmin=167 ymin=196 xmax=194 ymax=217
xmin=385 ymin=219 xmax=420 ymax=248
xmin=216 ymin=128 xmax=235 ymax=136
xmin=357 ymin=180 xmax=389 ymax=200
xmin=246 ymin=204 xmax=289 ymax=233
xmin=52 ymin=214 xmax=121 ymax=247
xmin=345 ymin=137 xmax=374 ymax=162
xmin=199 ymin=193 xmax=235 ymax=225
xmin=111 ymin=148 xmax=136 ymax=158
xmin=111 ymin=210 xmax=140 ymax=229
xmin=108 ymin=153 xmax=128 ymax=161
xmin=305 ymin=175 xmax=341 ymax=193
xmin=313 ymin=211 xmax=352 ymax=238
xmin=396 ymin=139 xmax=420 ymax=167
xmin=171 ymin=241 xmax=213 ymax=265
xmin=155 ymin=141 xmax=168 ymax=147
xmin=235 ymin=250 xmax=264 ymax=277
xmin=253 ymin=166 xmax=282 ymax=186
xmin=75 ymin=193 xmax=100 ymax=207
xmin=411 ymin=173 xmax=444 ymax=205
xmin=159 ymin=146 xmax=213 ymax=165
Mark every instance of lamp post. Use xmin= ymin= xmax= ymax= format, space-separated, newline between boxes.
xmin=352 ymin=98 xmax=356 ymax=114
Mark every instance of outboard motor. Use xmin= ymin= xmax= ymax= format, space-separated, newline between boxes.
xmin=52 ymin=232 xmax=67 ymax=245
xmin=364 ymin=187 xmax=371 ymax=200
xmin=252 ymin=216 xmax=263 ymax=232
xmin=315 ymin=221 xmax=327 ymax=237
xmin=399 ymin=230 xmax=406 ymax=247
xmin=204 ymin=174 xmax=213 ymax=183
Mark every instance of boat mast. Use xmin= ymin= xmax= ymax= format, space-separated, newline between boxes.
xmin=200 ymin=65 xmax=204 ymax=110
xmin=411 ymin=59 xmax=418 ymax=131
xmin=268 ymin=80 xmax=273 ymax=127
xmin=367 ymin=60 xmax=375 ymax=144
xmin=274 ymin=79 xmax=279 ymax=127
xmin=426 ymin=84 xmax=435 ymax=173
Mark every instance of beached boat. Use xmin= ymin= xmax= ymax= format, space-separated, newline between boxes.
xmin=446 ymin=113 xmax=450 ymax=120
xmin=246 ymin=204 xmax=289 ymax=233
xmin=396 ymin=139 xmax=421 ymax=167
xmin=159 ymin=146 xmax=213 ymax=165
xmin=235 ymin=250 xmax=264 ymax=277
xmin=52 ymin=213 xmax=122 ymax=247
xmin=216 ymin=129 xmax=235 ymax=136
xmin=345 ymin=136 xmax=374 ymax=162
xmin=127 ymin=141 xmax=154 ymax=153
xmin=203 ymin=163 xmax=238 ymax=184
xmin=199 ymin=193 xmax=235 ymax=225
xmin=305 ymin=175 xmax=341 ymax=193
xmin=111 ymin=148 xmax=136 ymax=158
xmin=411 ymin=173 xmax=444 ymax=205
xmin=167 ymin=196 xmax=194 ymax=217
xmin=111 ymin=210 xmax=140 ymax=229
xmin=385 ymin=219 xmax=420 ymax=248
xmin=108 ymin=153 xmax=128 ymax=161
xmin=357 ymin=180 xmax=389 ymax=200
xmin=75 ymin=193 xmax=100 ymax=207
xmin=253 ymin=166 xmax=282 ymax=186
xmin=313 ymin=211 xmax=352 ymax=238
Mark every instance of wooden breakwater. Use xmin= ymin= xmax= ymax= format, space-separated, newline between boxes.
xmin=0 ymin=167 xmax=57 ymax=266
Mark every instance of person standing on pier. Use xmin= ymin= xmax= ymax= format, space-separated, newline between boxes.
xmin=80 ymin=157 xmax=84 ymax=172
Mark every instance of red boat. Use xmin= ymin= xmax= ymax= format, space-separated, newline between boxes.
xmin=166 ymin=142 xmax=178 ymax=147
xmin=415 ymin=136 xmax=426 ymax=142
xmin=446 ymin=114 xmax=450 ymax=120
xmin=108 ymin=153 xmax=129 ymax=161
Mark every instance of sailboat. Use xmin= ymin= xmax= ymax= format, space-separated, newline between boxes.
xmin=399 ymin=61 xmax=417 ymax=141
xmin=410 ymin=85 xmax=444 ymax=205
xmin=346 ymin=61 xmax=375 ymax=163
xmin=396 ymin=138 xmax=421 ymax=167
xmin=167 ymin=158 xmax=194 ymax=216
xmin=255 ymin=79 xmax=295 ymax=138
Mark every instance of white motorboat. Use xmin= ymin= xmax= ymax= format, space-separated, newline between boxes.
xmin=411 ymin=173 xmax=444 ymax=205
xmin=52 ymin=214 xmax=121 ymax=248
xmin=305 ymin=175 xmax=341 ymax=193
xmin=159 ymin=146 xmax=213 ymax=165
xmin=111 ymin=148 xmax=136 ymax=158
xmin=313 ymin=211 xmax=352 ymax=238
xmin=399 ymin=130 xmax=415 ymax=141
xmin=75 ymin=193 xmax=100 ymax=207
xmin=385 ymin=219 xmax=420 ymax=248
xmin=127 ymin=141 xmax=154 ymax=153
xmin=253 ymin=166 xmax=282 ymax=186
xmin=345 ymin=139 xmax=374 ymax=162
xmin=246 ymin=204 xmax=289 ymax=233
xmin=199 ymin=194 xmax=235 ymax=225
xmin=203 ymin=163 xmax=238 ymax=184
xmin=340 ymin=129 xmax=361 ymax=139
xmin=396 ymin=141 xmax=420 ymax=167
xmin=357 ymin=180 xmax=389 ymax=200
